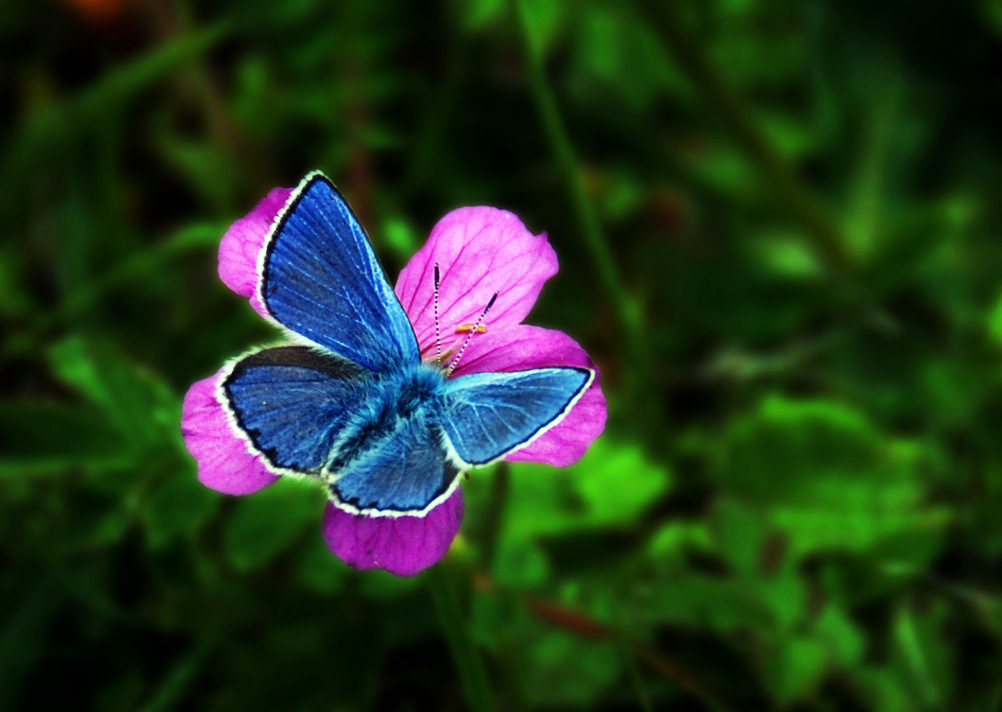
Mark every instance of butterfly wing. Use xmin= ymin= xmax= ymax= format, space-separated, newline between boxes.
xmin=439 ymin=367 xmax=593 ymax=466
xmin=329 ymin=416 xmax=461 ymax=515
xmin=259 ymin=172 xmax=420 ymax=373
xmin=220 ymin=346 xmax=369 ymax=476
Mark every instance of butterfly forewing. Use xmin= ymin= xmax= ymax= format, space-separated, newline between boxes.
xmin=440 ymin=367 xmax=593 ymax=466
xmin=260 ymin=173 xmax=420 ymax=373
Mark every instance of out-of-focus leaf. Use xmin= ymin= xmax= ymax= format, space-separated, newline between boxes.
xmin=504 ymin=439 xmax=670 ymax=544
xmin=813 ymin=604 xmax=865 ymax=668
xmin=647 ymin=521 xmax=712 ymax=565
xmin=719 ymin=396 xmax=949 ymax=557
xmin=713 ymin=497 xmax=767 ymax=576
xmin=151 ymin=131 xmax=238 ymax=211
xmin=46 ymin=335 xmax=177 ymax=451
xmin=522 ymin=630 xmax=620 ymax=708
xmin=572 ymin=439 xmax=672 ymax=526
xmin=222 ymin=480 xmax=322 ymax=572
xmin=140 ymin=473 xmax=219 ymax=550
xmin=379 ymin=215 xmax=420 ymax=261
xmin=0 ymin=401 xmax=128 ymax=476
xmin=569 ymin=5 xmax=678 ymax=111
xmin=359 ymin=568 xmax=420 ymax=599
xmin=493 ymin=537 xmax=549 ymax=588
xmin=518 ymin=0 xmax=566 ymax=58
xmin=750 ymin=228 xmax=825 ymax=279
xmin=761 ymin=635 xmax=827 ymax=706
xmin=294 ymin=535 xmax=346 ymax=594
xmin=460 ymin=0 xmax=505 ymax=30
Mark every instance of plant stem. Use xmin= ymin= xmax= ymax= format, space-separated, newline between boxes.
xmin=479 ymin=463 xmax=510 ymax=570
xmin=425 ymin=566 xmax=495 ymax=712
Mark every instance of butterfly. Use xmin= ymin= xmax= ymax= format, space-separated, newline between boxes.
xmin=217 ymin=172 xmax=594 ymax=517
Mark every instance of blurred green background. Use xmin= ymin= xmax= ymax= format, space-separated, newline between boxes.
xmin=3 ymin=0 xmax=1002 ymax=709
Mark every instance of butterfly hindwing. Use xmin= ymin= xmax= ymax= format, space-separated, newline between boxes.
xmin=440 ymin=367 xmax=593 ymax=466
xmin=329 ymin=414 xmax=460 ymax=514
xmin=221 ymin=346 xmax=369 ymax=475
xmin=260 ymin=173 xmax=420 ymax=373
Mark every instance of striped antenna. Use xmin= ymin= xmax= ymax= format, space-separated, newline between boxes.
xmin=446 ymin=292 xmax=497 ymax=377
xmin=434 ymin=264 xmax=442 ymax=365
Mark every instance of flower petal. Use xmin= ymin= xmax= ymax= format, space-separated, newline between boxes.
xmin=394 ymin=207 xmax=558 ymax=357
xmin=321 ymin=490 xmax=464 ymax=576
xmin=451 ymin=325 xmax=607 ymax=467
xmin=181 ymin=370 xmax=279 ymax=495
xmin=217 ymin=186 xmax=293 ymax=317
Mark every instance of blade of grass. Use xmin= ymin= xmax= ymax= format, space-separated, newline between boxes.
xmin=425 ymin=566 xmax=495 ymax=712
xmin=137 ymin=637 xmax=215 ymax=712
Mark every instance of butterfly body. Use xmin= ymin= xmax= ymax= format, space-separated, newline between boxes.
xmin=219 ymin=172 xmax=593 ymax=518
xmin=328 ymin=360 xmax=446 ymax=473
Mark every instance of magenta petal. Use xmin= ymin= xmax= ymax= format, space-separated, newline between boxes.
xmin=452 ymin=325 xmax=607 ymax=467
xmin=321 ymin=490 xmax=464 ymax=576
xmin=394 ymin=207 xmax=558 ymax=357
xmin=217 ymin=186 xmax=293 ymax=317
xmin=181 ymin=371 xmax=280 ymax=495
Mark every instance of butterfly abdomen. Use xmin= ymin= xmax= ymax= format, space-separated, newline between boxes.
xmin=322 ymin=361 xmax=459 ymax=514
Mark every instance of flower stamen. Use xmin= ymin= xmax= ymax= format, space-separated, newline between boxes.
xmin=455 ymin=323 xmax=488 ymax=334
xmin=446 ymin=292 xmax=497 ymax=377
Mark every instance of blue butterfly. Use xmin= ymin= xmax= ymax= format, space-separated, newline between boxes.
xmin=218 ymin=172 xmax=594 ymax=517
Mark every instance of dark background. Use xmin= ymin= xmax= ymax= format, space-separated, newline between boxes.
xmin=3 ymin=0 xmax=1002 ymax=709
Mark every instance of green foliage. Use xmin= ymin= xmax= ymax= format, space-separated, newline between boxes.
xmin=3 ymin=0 xmax=1002 ymax=709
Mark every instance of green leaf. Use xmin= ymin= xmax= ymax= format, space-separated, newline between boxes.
xmin=761 ymin=635 xmax=827 ymax=706
xmin=46 ymin=335 xmax=178 ymax=451
xmin=713 ymin=497 xmax=768 ymax=576
xmin=222 ymin=480 xmax=323 ymax=572
xmin=523 ymin=631 xmax=620 ymax=708
xmin=640 ymin=574 xmax=774 ymax=631
xmin=503 ymin=439 xmax=670 ymax=543
xmin=719 ymin=396 xmax=949 ymax=557
xmin=571 ymin=439 xmax=672 ymax=527
xmin=0 ymin=401 xmax=128 ymax=476
xmin=461 ymin=0 xmax=505 ymax=30
xmin=646 ymin=520 xmax=712 ymax=567
xmin=814 ymin=605 xmax=865 ymax=668
xmin=140 ymin=473 xmax=219 ymax=550
xmin=517 ymin=0 xmax=565 ymax=59
xmin=294 ymin=536 xmax=346 ymax=595
xmin=493 ymin=538 xmax=550 ymax=588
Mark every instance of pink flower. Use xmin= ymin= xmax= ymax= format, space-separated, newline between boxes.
xmin=181 ymin=181 xmax=606 ymax=576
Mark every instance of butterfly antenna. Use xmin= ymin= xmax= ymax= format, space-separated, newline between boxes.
xmin=446 ymin=292 xmax=497 ymax=377
xmin=433 ymin=264 xmax=442 ymax=365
